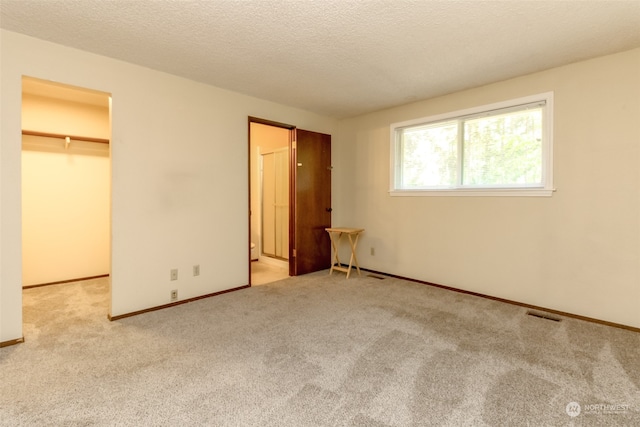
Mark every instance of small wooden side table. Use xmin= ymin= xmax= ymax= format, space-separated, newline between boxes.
xmin=325 ymin=227 xmax=364 ymax=278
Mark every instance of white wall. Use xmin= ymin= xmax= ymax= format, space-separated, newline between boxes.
xmin=21 ymin=137 xmax=110 ymax=285
xmin=0 ymin=30 xmax=336 ymax=343
xmin=334 ymin=48 xmax=640 ymax=328
xmin=22 ymin=92 xmax=110 ymax=138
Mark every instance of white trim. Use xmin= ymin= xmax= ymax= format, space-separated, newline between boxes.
xmin=390 ymin=188 xmax=554 ymax=197
xmin=541 ymin=92 xmax=554 ymax=194
xmin=390 ymin=92 xmax=554 ymax=196
xmin=391 ymin=92 xmax=552 ymax=130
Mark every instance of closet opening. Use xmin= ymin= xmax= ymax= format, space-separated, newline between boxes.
xmin=21 ymin=76 xmax=112 ymax=336
xmin=249 ymin=120 xmax=292 ymax=286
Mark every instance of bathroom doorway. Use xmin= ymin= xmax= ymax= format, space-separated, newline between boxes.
xmin=249 ymin=121 xmax=291 ymax=285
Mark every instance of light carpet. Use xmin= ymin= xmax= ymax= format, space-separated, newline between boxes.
xmin=1 ymin=272 xmax=638 ymax=426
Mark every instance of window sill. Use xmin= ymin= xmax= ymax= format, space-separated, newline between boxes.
xmin=389 ymin=188 xmax=554 ymax=197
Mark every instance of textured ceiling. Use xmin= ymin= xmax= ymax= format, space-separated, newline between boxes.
xmin=2 ymin=0 xmax=640 ymax=118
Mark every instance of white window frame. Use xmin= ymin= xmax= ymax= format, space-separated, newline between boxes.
xmin=389 ymin=92 xmax=554 ymax=197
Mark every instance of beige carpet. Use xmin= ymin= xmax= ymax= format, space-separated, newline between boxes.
xmin=1 ymin=272 xmax=638 ymax=426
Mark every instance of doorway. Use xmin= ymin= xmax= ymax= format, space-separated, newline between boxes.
xmin=248 ymin=117 xmax=332 ymax=286
xmin=249 ymin=121 xmax=291 ymax=285
xmin=21 ymin=76 xmax=111 ymax=332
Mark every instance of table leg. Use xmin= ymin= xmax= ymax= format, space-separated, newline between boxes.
xmin=346 ymin=232 xmax=362 ymax=278
xmin=328 ymin=231 xmax=342 ymax=274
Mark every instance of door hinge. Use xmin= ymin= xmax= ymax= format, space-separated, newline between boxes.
xmin=292 ymin=140 xmax=297 ymax=149
xmin=292 ymin=249 xmax=297 ymax=257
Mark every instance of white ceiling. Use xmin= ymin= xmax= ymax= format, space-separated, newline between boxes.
xmin=2 ymin=0 xmax=639 ymax=118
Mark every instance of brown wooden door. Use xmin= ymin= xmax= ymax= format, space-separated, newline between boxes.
xmin=290 ymin=129 xmax=332 ymax=276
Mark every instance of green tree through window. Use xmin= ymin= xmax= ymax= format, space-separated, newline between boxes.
xmin=392 ymin=94 xmax=552 ymax=196
xmin=463 ymin=109 xmax=542 ymax=186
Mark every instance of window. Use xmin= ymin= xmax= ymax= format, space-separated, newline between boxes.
xmin=390 ymin=93 xmax=553 ymax=196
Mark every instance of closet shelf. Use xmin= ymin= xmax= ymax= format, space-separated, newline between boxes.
xmin=22 ymin=130 xmax=110 ymax=144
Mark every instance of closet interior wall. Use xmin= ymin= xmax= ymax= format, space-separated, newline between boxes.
xmin=21 ymin=79 xmax=111 ymax=286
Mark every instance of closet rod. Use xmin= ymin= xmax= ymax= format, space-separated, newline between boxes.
xmin=22 ymin=130 xmax=110 ymax=145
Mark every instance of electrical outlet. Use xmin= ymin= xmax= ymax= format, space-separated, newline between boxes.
xmin=370 ymin=247 xmax=375 ymax=256
xmin=193 ymin=265 xmax=200 ymax=276
xmin=170 ymin=289 xmax=178 ymax=301
xmin=170 ymin=269 xmax=178 ymax=281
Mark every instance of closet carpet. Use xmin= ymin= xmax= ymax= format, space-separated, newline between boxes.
xmin=1 ymin=273 xmax=638 ymax=426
